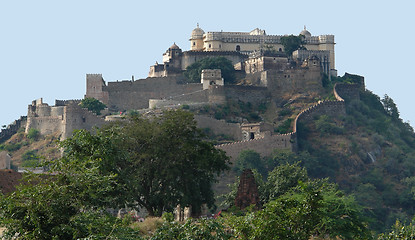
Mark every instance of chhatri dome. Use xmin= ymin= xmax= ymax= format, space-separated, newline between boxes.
xmin=169 ymin=42 xmax=180 ymax=50
xmin=190 ymin=23 xmax=205 ymax=40
xmin=300 ymin=26 xmax=311 ymax=38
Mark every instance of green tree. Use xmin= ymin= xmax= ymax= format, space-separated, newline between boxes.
xmin=0 ymin=148 xmax=139 ymax=239
xmin=233 ymin=150 xmax=266 ymax=176
xmin=263 ymin=162 xmax=309 ymax=203
xmin=280 ymin=34 xmax=306 ymax=57
xmin=183 ymin=57 xmax=236 ymax=84
xmin=381 ymin=94 xmax=400 ymax=120
xmin=109 ymin=110 xmax=230 ymax=216
xmin=226 ymin=179 xmax=372 ymax=240
xmin=79 ymin=97 xmax=106 ymax=115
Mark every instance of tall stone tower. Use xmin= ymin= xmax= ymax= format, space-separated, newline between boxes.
xmin=190 ymin=24 xmax=204 ymax=51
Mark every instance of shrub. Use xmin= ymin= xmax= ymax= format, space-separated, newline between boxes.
xmin=4 ymin=143 xmax=21 ymax=152
xmin=27 ymin=128 xmax=40 ymax=140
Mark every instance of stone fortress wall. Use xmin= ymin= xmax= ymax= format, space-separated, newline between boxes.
xmin=0 ymin=116 xmax=26 ymax=143
xmin=194 ymin=115 xmax=243 ymax=141
xmin=25 ymin=98 xmax=106 ymax=140
xmin=217 ymin=81 xmax=362 ymax=162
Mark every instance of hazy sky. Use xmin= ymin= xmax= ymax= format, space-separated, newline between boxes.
xmin=1 ymin=1 xmax=414 ymax=128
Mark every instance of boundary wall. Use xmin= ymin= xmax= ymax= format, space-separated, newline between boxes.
xmin=216 ymin=83 xmax=361 ymax=161
xmin=0 ymin=116 xmax=27 ymax=143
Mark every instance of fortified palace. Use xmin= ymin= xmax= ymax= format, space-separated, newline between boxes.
xmin=0 ymin=26 xmax=363 ymax=168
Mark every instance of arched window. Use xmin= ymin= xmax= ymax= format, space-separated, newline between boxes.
xmin=193 ymin=42 xmax=195 ymax=46
xmin=279 ymin=48 xmax=282 ymax=52
xmin=209 ymin=44 xmax=212 ymax=48
xmin=236 ymin=45 xmax=240 ymax=51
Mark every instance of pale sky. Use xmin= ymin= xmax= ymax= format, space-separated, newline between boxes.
xmin=1 ymin=1 xmax=414 ymax=129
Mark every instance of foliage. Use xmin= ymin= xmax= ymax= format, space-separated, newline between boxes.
xmin=263 ymin=162 xmax=308 ymax=203
xmin=103 ymin=109 xmax=230 ymax=216
xmin=79 ymin=97 xmax=106 ymax=115
xmin=280 ymin=34 xmax=306 ymax=57
xmin=131 ymin=217 xmax=164 ymax=236
xmin=20 ymin=150 xmax=40 ymax=167
xmin=381 ymin=94 xmax=400 ymax=120
xmin=218 ymin=169 xmax=265 ymax=208
xmin=225 ymin=179 xmax=371 ymax=240
xmin=150 ymin=217 xmax=234 ymax=240
xmin=275 ymin=118 xmax=293 ymax=134
xmin=377 ymin=220 xmax=415 ymax=239
xmin=233 ymin=150 xmax=267 ymax=176
xmin=183 ymin=57 xmax=236 ymax=84
xmin=0 ymin=154 xmax=138 ymax=239
xmin=1 ymin=142 xmax=21 ymax=152
xmin=193 ymin=99 xmax=268 ymax=123
xmin=26 ymin=128 xmax=40 ymax=140
xmin=315 ymin=115 xmax=344 ymax=135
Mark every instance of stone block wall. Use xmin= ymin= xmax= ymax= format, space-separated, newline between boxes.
xmin=334 ymin=83 xmax=361 ymax=101
xmin=194 ymin=115 xmax=243 ymax=141
xmin=216 ymin=132 xmax=296 ymax=162
xmin=0 ymin=151 xmax=11 ymax=169
xmin=62 ymin=103 xmax=107 ymax=139
xmin=85 ymin=74 xmax=109 ymax=104
xmin=223 ymin=85 xmax=269 ymax=104
xmin=263 ymin=67 xmax=323 ymax=97
xmin=104 ymin=77 xmax=203 ymax=111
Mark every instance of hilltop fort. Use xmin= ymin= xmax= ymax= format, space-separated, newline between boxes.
xmin=0 ymin=26 xmax=362 ymax=168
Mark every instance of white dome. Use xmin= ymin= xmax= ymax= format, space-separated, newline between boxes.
xmin=300 ymin=26 xmax=311 ymax=37
xmin=190 ymin=24 xmax=205 ymax=39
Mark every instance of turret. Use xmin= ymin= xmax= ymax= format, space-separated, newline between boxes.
xmin=190 ymin=24 xmax=204 ymax=51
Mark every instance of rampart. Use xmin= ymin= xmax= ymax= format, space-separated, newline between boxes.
xmin=55 ymin=99 xmax=82 ymax=106
xmin=223 ymin=85 xmax=269 ymax=103
xmin=333 ymin=83 xmax=361 ymax=101
xmin=0 ymin=116 xmax=27 ymax=143
xmin=62 ymin=103 xmax=107 ymax=139
xmin=24 ymin=99 xmax=107 ymax=140
xmin=194 ymin=115 xmax=243 ymax=141
xmin=216 ymin=80 xmax=362 ymax=161
xmin=216 ymin=132 xmax=296 ymax=161
xmin=102 ymin=77 xmax=203 ymax=111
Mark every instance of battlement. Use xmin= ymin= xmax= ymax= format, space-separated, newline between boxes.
xmin=184 ymin=50 xmax=249 ymax=56
xmin=0 ymin=116 xmax=27 ymax=143
xmin=55 ymin=99 xmax=82 ymax=106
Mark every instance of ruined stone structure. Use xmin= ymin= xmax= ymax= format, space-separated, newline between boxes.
xmin=0 ymin=151 xmax=11 ymax=169
xmin=234 ymin=169 xmax=260 ymax=209
xmin=25 ymin=98 xmax=106 ymax=139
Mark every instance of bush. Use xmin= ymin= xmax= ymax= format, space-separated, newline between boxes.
xmin=315 ymin=115 xmax=344 ymax=135
xmin=275 ymin=118 xmax=293 ymax=134
xmin=21 ymin=150 xmax=40 ymax=167
xmin=27 ymin=128 xmax=40 ymax=140
xmin=4 ymin=143 xmax=21 ymax=152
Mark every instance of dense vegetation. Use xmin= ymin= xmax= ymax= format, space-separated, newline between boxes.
xmin=79 ymin=97 xmax=106 ymax=115
xmin=2 ymin=72 xmax=415 ymax=238
xmin=183 ymin=57 xmax=236 ymax=84
xmin=280 ymin=34 xmax=306 ymax=57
